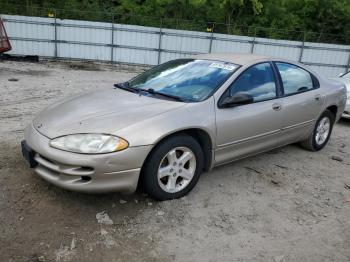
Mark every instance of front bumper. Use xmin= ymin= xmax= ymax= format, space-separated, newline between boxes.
xmin=23 ymin=124 xmax=152 ymax=194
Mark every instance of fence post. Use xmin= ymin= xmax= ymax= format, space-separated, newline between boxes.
xmin=157 ymin=19 xmax=163 ymax=65
xmin=346 ymin=50 xmax=350 ymax=73
xmin=110 ymin=15 xmax=114 ymax=64
xmin=208 ymin=24 xmax=214 ymax=53
xmin=299 ymin=32 xmax=306 ymax=63
xmin=54 ymin=10 xmax=58 ymax=59
xmin=250 ymin=28 xmax=256 ymax=53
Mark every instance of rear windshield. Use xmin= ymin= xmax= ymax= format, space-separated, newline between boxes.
xmin=128 ymin=59 xmax=239 ymax=102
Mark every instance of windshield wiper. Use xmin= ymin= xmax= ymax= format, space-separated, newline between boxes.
xmin=142 ymin=88 xmax=185 ymax=102
xmin=114 ymin=82 xmax=139 ymax=93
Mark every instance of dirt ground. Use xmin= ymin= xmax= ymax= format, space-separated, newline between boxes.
xmin=0 ymin=60 xmax=350 ymax=262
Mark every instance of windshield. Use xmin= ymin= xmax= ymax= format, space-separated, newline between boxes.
xmin=128 ymin=59 xmax=239 ymax=102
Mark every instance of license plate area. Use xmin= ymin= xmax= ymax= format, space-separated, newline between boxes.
xmin=21 ymin=140 xmax=38 ymax=168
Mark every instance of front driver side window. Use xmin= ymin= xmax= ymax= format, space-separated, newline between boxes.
xmin=229 ymin=62 xmax=277 ymax=102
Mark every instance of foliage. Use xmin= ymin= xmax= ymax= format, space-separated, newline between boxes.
xmin=0 ymin=0 xmax=349 ymax=43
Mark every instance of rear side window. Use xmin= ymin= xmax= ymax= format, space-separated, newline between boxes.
xmin=276 ymin=62 xmax=314 ymax=96
xmin=228 ymin=62 xmax=277 ymax=102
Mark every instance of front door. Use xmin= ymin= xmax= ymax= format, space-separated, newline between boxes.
xmin=215 ymin=62 xmax=283 ymax=165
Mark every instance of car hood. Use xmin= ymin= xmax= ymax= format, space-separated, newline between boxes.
xmin=33 ymin=88 xmax=185 ymax=138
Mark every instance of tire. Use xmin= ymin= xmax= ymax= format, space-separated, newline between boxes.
xmin=300 ymin=110 xmax=335 ymax=151
xmin=141 ymin=135 xmax=204 ymax=201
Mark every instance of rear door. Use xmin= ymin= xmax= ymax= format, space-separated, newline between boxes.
xmin=274 ymin=62 xmax=324 ymax=145
xmin=215 ymin=62 xmax=283 ymax=165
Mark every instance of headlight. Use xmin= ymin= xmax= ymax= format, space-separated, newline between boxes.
xmin=49 ymin=134 xmax=129 ymax=154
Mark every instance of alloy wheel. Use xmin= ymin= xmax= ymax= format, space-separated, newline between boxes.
xmin=157 ymin=146 xmax=196 ymax=193
xmin=315 ymin=116 xmax=331 ymax=146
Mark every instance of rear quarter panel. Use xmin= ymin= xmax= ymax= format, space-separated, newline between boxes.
xmin=319 ymin=78 xmax=347 ymax=121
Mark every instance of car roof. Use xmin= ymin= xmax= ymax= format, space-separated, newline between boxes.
xmin=191 ymin=53 xmax=324 ymax=82
xmin=194 ymin=53 xmax=274 ymax=66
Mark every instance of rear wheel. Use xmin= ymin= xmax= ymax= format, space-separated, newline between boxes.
xmin=141 ymin=135 xmax=204 ymax=200
xmin=300 ymin=110 xmax=335 ymax=151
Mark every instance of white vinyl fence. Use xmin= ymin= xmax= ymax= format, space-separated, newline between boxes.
xmin=1 ymin=14 xmax=350 ymax=77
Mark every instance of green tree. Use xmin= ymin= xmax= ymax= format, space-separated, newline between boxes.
xmin=1 ymin=0 xmax=349 ymax=43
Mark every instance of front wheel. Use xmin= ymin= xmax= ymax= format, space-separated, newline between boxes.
xmin=141 ymin=135 xmax=204 ymax=200
xmin=300 ymin=110 xmax=335 ymax=151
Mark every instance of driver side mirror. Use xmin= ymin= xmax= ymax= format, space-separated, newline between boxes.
xmin=220 ymin=92 xmax=254 ymax=108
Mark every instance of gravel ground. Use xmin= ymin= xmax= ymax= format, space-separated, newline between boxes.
xmin=1 ymin=60 xmax=350 ymax=262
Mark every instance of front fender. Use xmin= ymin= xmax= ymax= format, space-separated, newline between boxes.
xmin=116 ymin=97 xmax=217 ymax=148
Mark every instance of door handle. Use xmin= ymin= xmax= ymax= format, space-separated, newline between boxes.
xmin=272 ymin=103 xmax=282 ymax=111
xmin=314 ymin=94 xmax=321 ymax=101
